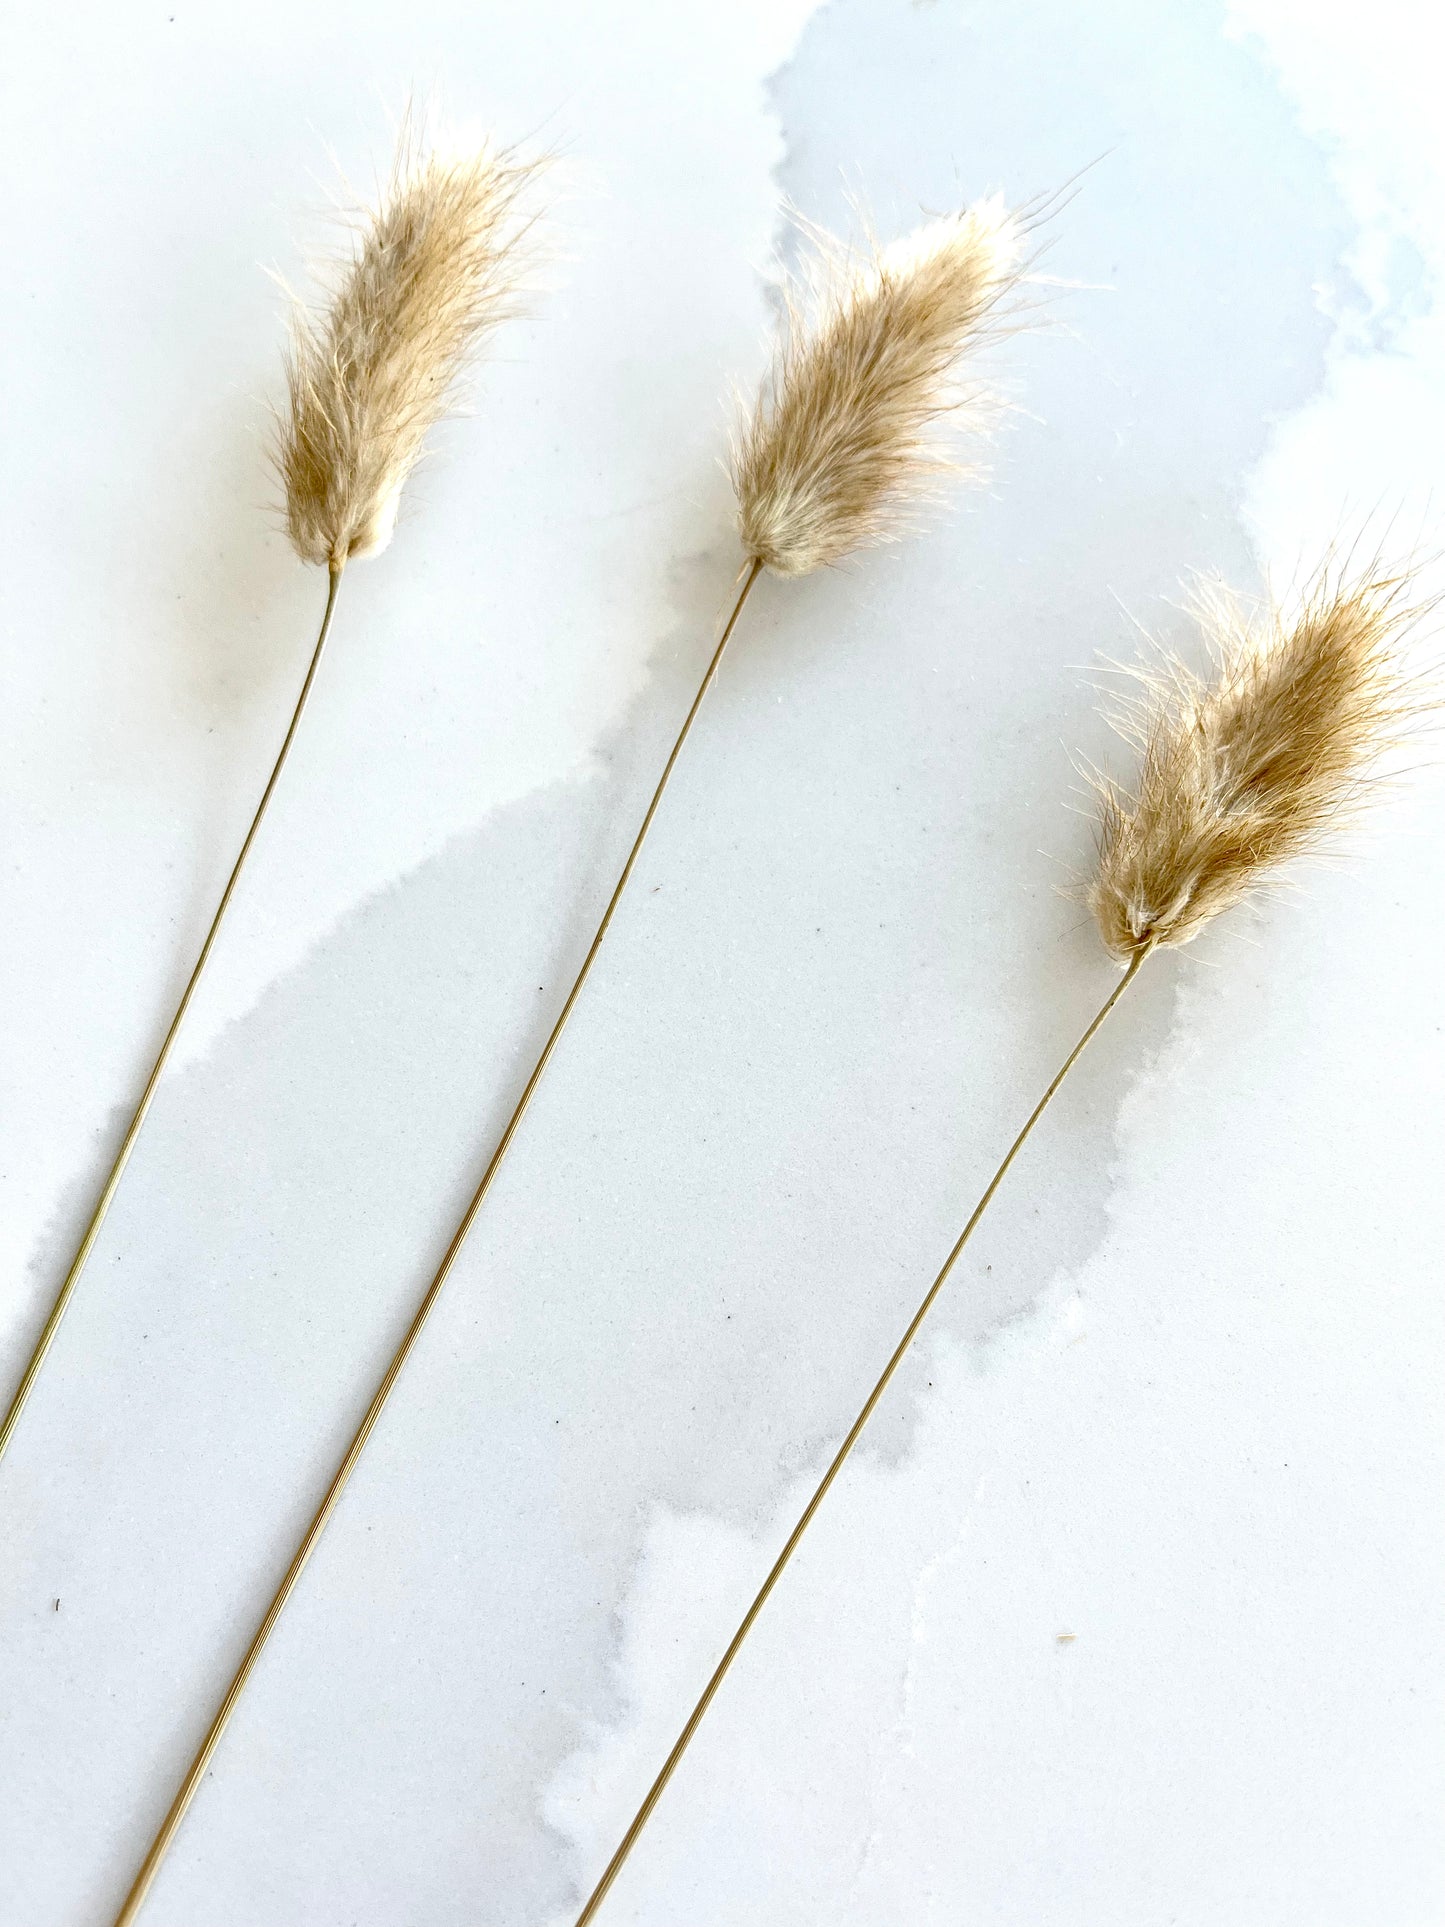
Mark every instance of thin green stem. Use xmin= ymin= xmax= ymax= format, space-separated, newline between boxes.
xmin=0 ymin=565 xmax=346 ymax=1473
xmin=571 ymin=946 xmax=1148 ymax=1927
xmin=112 ymin=557 xmax=765 ymax=1927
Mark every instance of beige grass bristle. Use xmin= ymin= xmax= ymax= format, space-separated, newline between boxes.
xmin=279 ymin=120 xmax=539 ymax=569
xmin=731 ymin=198 xmax=1025 ymax=577
xmin=1088 ymin=559 xmax=1430 ymax=961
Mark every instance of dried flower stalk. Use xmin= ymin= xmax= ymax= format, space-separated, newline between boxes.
xmin=111 ymin=191 xmax=1027 ymax=1925
xmin=566 ymin=555 xmax=1433 ymax=1926
xmin=0 ymin=118 xmax=537 ymax=1480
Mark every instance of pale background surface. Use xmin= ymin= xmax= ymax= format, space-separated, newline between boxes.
xmin=1 ymin=2 xmax=1443 ymax=1923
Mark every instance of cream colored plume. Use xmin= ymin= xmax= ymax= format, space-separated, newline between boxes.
xmin=1088 ymin=561 xmax=1429 ymax=961
xmin=731 ymin=198 xmax=1024 ymax=577
xmin=279 ymin=121 xmax=538 ymax=569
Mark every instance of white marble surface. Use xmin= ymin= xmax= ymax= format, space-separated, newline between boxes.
xmin=2 ymin=2 xmax=1442 ymax=1923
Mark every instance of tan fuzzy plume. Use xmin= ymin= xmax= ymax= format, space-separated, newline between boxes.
xmin=280 ymin=119 xmax=538 ymax=569
xmin=731 ymin=198 xmax=1024 ymax=578
xmin=1088 ymin=560 xmax=1430 ymax=961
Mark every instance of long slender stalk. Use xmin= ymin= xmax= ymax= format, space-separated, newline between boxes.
xmin=113 ymin=557 xmax=765 ymax=1926
xmin=0 ymin=566 xmax=346 ymax=1472
xmin=571 ymin=946 xmax=1147 ymax=1926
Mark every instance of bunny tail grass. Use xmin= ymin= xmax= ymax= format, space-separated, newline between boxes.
xmin=110 ymin=561 xmax=764 ymax=1927
xmin=3 ymin=116 xmax=543 ymax=1477
xmin=1089 ymin=555 xmax=1430 ymax=959
xmin=732 ymin=196 xmax=1025 ymax=577
xmin=280 ymin=115 xmax=539 ymax=568
xmin=565 ymin=551 xmax=1434 ymax=1925
xmin=568 ymin=950 xmax=1146 ymax=1927
xmin=0 ymin=570 xmax=345 ymax=1477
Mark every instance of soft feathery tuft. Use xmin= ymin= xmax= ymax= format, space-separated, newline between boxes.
xmin=730 ymin=198 xmax=1025 ymax=578
xmin=1087 ymin=560 xmax=1431 ymax=962
xmin=278 ymin=122 xmax=539 ymax=570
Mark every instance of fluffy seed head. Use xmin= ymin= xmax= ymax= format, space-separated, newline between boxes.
xmin=1088 ymin=561 xmax=1431 ymax=961
xmin=279 ymin=120 xmax=539 ymax=569
xmin=731 ymin=198 xmax=1025 ymax=577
